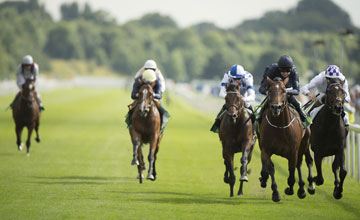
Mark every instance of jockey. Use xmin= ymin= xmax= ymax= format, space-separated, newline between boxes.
xmin=126 ymin=69 xmax=170 ymax=133
xmin=301 ymin=65 xmax=350 ymax=127
xmin=210 ymin=64 xmax=256 ymax=133
xmin=258 ymin=55 xmax=311 ymax=127
xmin=135 ymin=59 xmax=166 ymax=93
xmin=10 ymin=55 xmax=44 ymax=111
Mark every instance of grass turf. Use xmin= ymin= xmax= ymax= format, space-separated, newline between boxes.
xmin=0 ymin=88 xmax=359 ymax=220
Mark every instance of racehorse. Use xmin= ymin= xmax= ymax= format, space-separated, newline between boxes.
xmin=12 ymin=78 xmax=41 ymax=156
xmin=219 ymin=83 xmax=255 ymax=197
xmin=257 ymin=77 xmax=313 ymax=202
xmin=310 ymin=81 xmax=348 ymax=199
xmin=129 ymin=83 xmax=162 ymax=184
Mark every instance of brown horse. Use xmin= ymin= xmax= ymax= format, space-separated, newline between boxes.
xmin=310 ymin=81 xmax=348 ymax=199
xmin=129 ymin=83 xmax=162 ymax=183
xmin=219 ymin=83 xmax=255 ymax=197
xmin=257 ymin=77 xmax=313 ymax=202
xmin=12 ymin=79 xmax=41 ymax=156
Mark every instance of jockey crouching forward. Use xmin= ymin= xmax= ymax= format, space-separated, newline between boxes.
xmin=10 ymin=55 xmax=44 ymax=111
xmin=125 ymin=69 xmax=170 ymax=133
xmin=301 ymin=64 xmax=351 ymax=128
xmin=257 ymin=55 xmax=311 ymax=128
xmin=210 ymin=64 xmax=256 ymax=133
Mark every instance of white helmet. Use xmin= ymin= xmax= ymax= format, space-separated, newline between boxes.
xmin=22 ymin=55 xmax=33 ymax=65
xmin=142 ymin=69 xmax=157 ymax=83
xmin=144 ymin=60 xmax=157 ymax=70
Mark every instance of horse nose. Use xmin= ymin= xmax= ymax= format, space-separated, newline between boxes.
xmin=232 ymin=113 xmax=238 ymax=119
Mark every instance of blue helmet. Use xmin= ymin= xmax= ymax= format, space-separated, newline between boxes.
xmin=229 ymin=64 xmax=245 ymax=79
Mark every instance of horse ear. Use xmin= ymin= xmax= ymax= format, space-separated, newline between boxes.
xmin=225 ymin=83 xmax=229 ymax=90
xmin=138 ymin=79 xmax=143 ymax=85
xmin=283 ymin=77 xmax=289 ymax=85
xmin=266 ymin=76 xmax=274 ymax=85
xmin=341 ymin=79 xmax=345 ymax=86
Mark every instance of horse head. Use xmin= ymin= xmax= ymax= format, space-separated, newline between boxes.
xmin=225 ymin=82 xmax=244 ymax=123
xmin=325 ymin=81 xmax=345 ymax=116
xmin=138 ymin=83 xmax=155 ymax=117
xmin=21 ymin=79 xmax=36 ymax=106
xmin=266 ymin=77 xmax=289 ymax=117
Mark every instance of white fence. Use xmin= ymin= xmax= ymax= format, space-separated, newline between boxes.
xmin=347 ymin=123 xmax=360 ymax=182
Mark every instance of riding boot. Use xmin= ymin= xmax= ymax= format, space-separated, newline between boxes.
xmin=34 ymin=91 xmax=45 ymax=111
xmin=210 ymin=105 xmax=226 ymax=133
xmin=158 ymin=103 xmax=170 ymax=133
xmin=10 ymin=92 xmax=21 ymax=109
xmin=125 ymin=110 xmax=134 ymax=128
xmin=288 ymin=95 xmax=312 ymax=127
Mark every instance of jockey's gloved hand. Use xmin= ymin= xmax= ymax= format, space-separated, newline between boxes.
xmin=245 ymin=102 xmax=251 ymax=108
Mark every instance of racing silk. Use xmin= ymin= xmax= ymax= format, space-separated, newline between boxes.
xmin=16 ymin=63 xmax=39 ymax=89
xmin=259 ymin=63 xmax=300 ymax=96
xmin=300 ymin=71 xmax=350 ymax=103
xmin=135 ymin=67 xmax=166 ymax=93
xmin=131 ymin=76 xmax=162 ymax=100
xmin=219 ymin=71 xmax=255 ymax=102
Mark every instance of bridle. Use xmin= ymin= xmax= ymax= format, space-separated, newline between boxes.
xmin=138 ymin=85 xmax=154 ymax=117
xmin=225 ymin=91 xmax=243 ymax=121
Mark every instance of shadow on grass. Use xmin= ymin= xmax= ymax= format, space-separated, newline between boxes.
xmin=28 ymin=176 xmax=134 ymax=185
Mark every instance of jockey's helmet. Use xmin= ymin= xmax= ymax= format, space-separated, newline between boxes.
xmin=144 ymin=60 xmax=157 ymax=70
xmin=142 ymin=69 xmax=157 ymax=83
xmin=229 ymin=64 xmax=245 ymax=79
xmin=22 ymin=55 xmax=33 ymax=65
xmin=325 ymin=65 xmax=341 ymax=79
xmin=278 ymin=55 xmax=293 ymax=72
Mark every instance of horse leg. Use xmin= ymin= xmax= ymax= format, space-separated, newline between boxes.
xmin=137 ymin=147 xmax=144 ymax=183
xmin=295 ymin=153 xmax=306 ymax=199
xmin=285 ymin=153 xmax=296 ymax=196
xmin=26 ymin=126 xmax=33 ymax=156
xmin=152 ymin=144 xmax=160 ymax=179
xmin=259 ymin=150 xmax=270 ymax=188
xmin=35 ymin=119 xmax=40 ymax=143
xmin=305 ymin=150 xmax=315 ymax=195
xmin=333 ymin=151 xmax=347 ymax=199
xmin=268 ymin=159 xmax=280 ymax=202
xmin=147 ymin=138 xmax=158 ymax=181
xmin=314 ymin=154 xmax=324 ymax=185
xmin=15 ymin=125 xmax=23 ymax=151
xmin=223 ymin=149 xmax=235 ymax=197
xmin=131 ymin=137 xmax=141 ymax=166
xmin=238 ymin=143 xmax=252 ymax=196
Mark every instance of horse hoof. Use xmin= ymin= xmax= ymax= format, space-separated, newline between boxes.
xmin=18 ymin=143 xmax=24 ymax=151
xmin=240 ymin=176 xmax=248 ymax=182
xmin=297 ymin=189 xmax=306 ymax=199
xmin=237 ymin=191 xmax=243 ymax=196
xmin=35 ymin=137 xmax=40 ymax=143
xmin=307 ymin=187 xmax=315 ymax=195
xmin=259 ymin=177 xmax=267 ymax=188
xmin=147 ymin=174 xmax=156 ymax=181
xmin=26 ymin=153 xmax=30 ymax=157
xmin=272 ymin=191 xmax=280 ymax=202
xmin=131 ymin=159 xmax=139 ymax=166
xmin=285 ymin=187 xmax=294 ymax=195
xmin=314 ymin=177 xmax=324 ymax=186
xmin=333 ymin=188 xmax=343 ymax=200
xmin=137 ymin=174 xmax=144 ymax=179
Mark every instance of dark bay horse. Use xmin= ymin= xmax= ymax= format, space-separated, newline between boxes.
xmin=219 ymin=83 xmax=255 ymax=197
xmin=12 ymin=79 xmax=41 ymax=156
xmin=310 ymin=81 xmax=348 ymax=199
xmin=257 ymin=77 xmax=313 ymax=202
xmin=130 ymin=83 xmax=162 ymax=183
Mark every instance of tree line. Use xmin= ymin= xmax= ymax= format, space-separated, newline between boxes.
xmin=0 ymin=0 xmax=359 ymax=85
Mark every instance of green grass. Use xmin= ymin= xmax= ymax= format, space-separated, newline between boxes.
xmin=0 ymin=88 xmax=360 ymax=220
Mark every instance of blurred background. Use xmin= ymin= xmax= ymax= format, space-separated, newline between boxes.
xmin=0 ymin=0 xmax=360 ymax=117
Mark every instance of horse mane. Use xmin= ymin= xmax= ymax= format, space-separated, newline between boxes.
xmin=226 ymin=82 xmax=240 ymax=92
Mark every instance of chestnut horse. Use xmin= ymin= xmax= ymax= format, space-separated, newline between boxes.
xmin=257 ymin=77 xmax=313 ymax=202
xmin=130 ymin=83 xmax=162 ymax=184
xmin=219 ymin=83 xmax=255 ymax=197
xmin=12 ymin=79 xmax=41 ymax=156
xmin=310 ymin=81 xmax=348 ymax=199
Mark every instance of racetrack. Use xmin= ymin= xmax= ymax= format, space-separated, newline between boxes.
xmin=0 ymin=88 xmax=359 ymax=220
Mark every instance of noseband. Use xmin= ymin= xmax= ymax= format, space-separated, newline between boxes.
xmin=225 ymin=91 xmax=243 ymax=120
